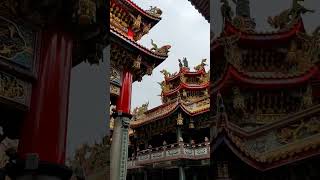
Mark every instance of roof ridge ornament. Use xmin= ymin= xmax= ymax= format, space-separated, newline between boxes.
xmin=267 ymin=0 xmax=314 ymax=30
xmin=150 ymin=39 xmax=171 ymax=56
xmin=146 ymin=6 xmax=163 ymax=17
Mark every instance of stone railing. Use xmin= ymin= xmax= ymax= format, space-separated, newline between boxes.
xmin=127 ymin=142 xmax=210 ymax=169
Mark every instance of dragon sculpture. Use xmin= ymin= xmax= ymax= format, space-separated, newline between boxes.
xmin=150 ymin=39 xmax=171 ymax=56
xmin=297 ymin=26 xmax=320 ymax=63
xmin=133 ymin=102 xmax=149 ymax=117
xmin=160 ymin=69 xmax=171 ymax=77
xmin=194 ymin=59 xmax=207 ymax=71
xmin=267 ymin=0 xmax=314 ymax=29
xmin=146 ymin=6 xmax=162 ymax=17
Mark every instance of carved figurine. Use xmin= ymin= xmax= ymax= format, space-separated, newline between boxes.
xmin=232 ymin=87 xmax=246 ymax=114
xmin=178 ymin=59 xmax=183 ymax=68
xmin=160 ymin=69 xmax=171 ymax=77
xmin=267 ymin=9 xmax=292 ymax=29
xmin=131 ymin=14 xmax=142 ymax=32
xmin=158 ymin=81 xmax=170 ymax=91
xmin=133 ymin=102 xmax=149 ymax=117
xmin=194 ymin=59 xmax=207 ymax=70
xmin=146 ymin=6 xmax=162 ymax=17
xmin=220 ymin=0 xmax=233 ymax=22
xmin=297 ymin=26 xmax=320 ymax=63
xmin=267 ymin=0 xmax=314 ymax=29
xmin=150 ymin=39 xmax=171 ymax=55
xmin=182 ymin=57 xmax=188 ymax=68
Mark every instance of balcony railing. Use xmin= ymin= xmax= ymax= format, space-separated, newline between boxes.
xmin=128 ymin=142 xmax=210 ymax=169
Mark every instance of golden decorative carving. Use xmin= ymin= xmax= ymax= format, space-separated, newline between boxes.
xmin=150 ymin=39 xmax=171 ymax=56
xmin=182 ymin=89 xmax=187 ymax=97
xmin=110 ymin=117 xmax=114 ymax=129
xmin=146 ymin=64 xmax=155 ymax=75
xmin=232 ymin=87 xmax=245 ymax=112
xmin=267 ymin=1 xmax=314 ymax=30
xmin=0 ymin=16 xmax=33 ymax=61
xmin=301 ymin=85 xmax=313 ymax=109
xmin=160 ymin=69 xmax=171 ymax=78
xmin=180 ymin=75 xmax=187 ymax=83
xmin=110 ymin=67 xmax=121 ymax=83
xmin=74 ymin=0 xmax=97 ymax=25
xmin=133 ymin=102 xmax=149 ymax=118
xmin=277 ymin=117 xmax=320 ymax=144
xmin=131 ymin=14 xmax=142 ymax=32
xmin=0 ymin=73 xmax=25 ymax=99
xmin=225 ymin=44 xmax=242 ymax=70
xmin=297 ymin=27 xmax=320 ymax=63
xmin=110 ymin=84 xmax=120 ymax=96
xmin=134 ymin=23 xmax=151 ymax=41
xmin=194 ymin=59 xmax=207 ymax=71
xmin=158 ymin=81 xmax=170 ymax=92
xmin=176 ymin=113 xmax=183 ymax=126
xmin=133 ymin=55 xmax=142 ymax=70
xmin=146 ymin=6 xmax=162 ymax=17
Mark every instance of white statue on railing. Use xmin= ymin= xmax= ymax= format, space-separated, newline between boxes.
xmin=204 ymin=137 xmax=210 ymax=145
xmin=178 ymin=137 xmax=184 ymax=143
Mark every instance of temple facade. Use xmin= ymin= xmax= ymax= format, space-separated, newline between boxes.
xmin=211 ymin=0 xmax=320 ymax=179
xmin=70 ymin=0 xmax=170 ymax=179
xmin=127 ymin=59 xmax=210 ymax=180
xmin=109 ymin=1 xmax=170 ymax=180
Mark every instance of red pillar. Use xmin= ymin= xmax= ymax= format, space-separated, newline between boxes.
xmin=17 ymin=30 xmax=73 ymax=165
xmin=116 ymin=70 xmax=133 ymax=114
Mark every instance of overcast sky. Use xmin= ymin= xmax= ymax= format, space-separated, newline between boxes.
xmin=131 ymin=0 xmax=210 ymax=110
xmin=212 ymin=0 xmax=320 ymax=35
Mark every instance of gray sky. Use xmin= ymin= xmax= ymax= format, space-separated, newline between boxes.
xmin=66 ymin=48 xmax=109 ymax=159
xmin=131 ymin=0 xmax=210 ymax=110
xmin=212 ymin=0 xmax=320 ymax=35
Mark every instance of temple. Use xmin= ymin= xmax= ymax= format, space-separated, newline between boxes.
xmin=211 ymin=0 xmax=320 ymax=179
xmin=127 ymin=59 xmax=210 ymax=180
xmin=109 ymin=1 xmax=171 ymax=180
xmin=69 ymin=1 xmax=170 ymax=180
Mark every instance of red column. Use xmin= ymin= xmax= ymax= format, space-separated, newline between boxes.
xmin=17 ymin=30 xmax=73 ymax=165
xmin=116 ymin=70 xmax=133 ymax=114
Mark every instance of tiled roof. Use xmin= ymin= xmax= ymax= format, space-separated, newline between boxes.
xmin=131 ymin=97 xmax=210 ymax=127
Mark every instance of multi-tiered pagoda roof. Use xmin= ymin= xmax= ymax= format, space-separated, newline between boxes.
xmin=211 ymin=0 xmax=320 ymax=173
xmin=131 ymin=58 xmax=210 ymax=128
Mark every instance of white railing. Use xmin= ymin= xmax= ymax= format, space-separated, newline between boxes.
xmin=127 ymin=142 xmax=210 ymax=169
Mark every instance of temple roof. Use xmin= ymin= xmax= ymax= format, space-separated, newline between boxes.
xmin=110 ymin=26 xmax=168 ymax=60
xmin=213 ymin=19 xmax=305 ymax=49
xmin=188 ymin=0 xmax=209 ymax=22
xmin=131 ymin=96 xmax=209 ymax=128
xmin=211 ymin=104 xmax=320 ymax=171
xmin=120 ymin=0 xmax=162 ymax=22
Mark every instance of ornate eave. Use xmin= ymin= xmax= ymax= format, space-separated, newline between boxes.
xmin=131 ymin=97 xmax=210 ymax=128
xmin=110 ymin=26 xmax=168 ymax=60
xmin=213 ymin=19 xmax=305 ymax=50
xmin=188 ymin=0 xmax=209 ymax=22
xmin=110 ymin=25 xmax=169 ymax=81
xmin=162 ymin=82 xmax=209 ymax=96
xmin=212 ymin=65 xmax=319 ymax=93
xmin=165 ymin=67 xmax=206 ymax=82
xmin=119 ymin=0 xmax=162 ymax=22
xmin=211 ymin=104 xmax=320 ymax=171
